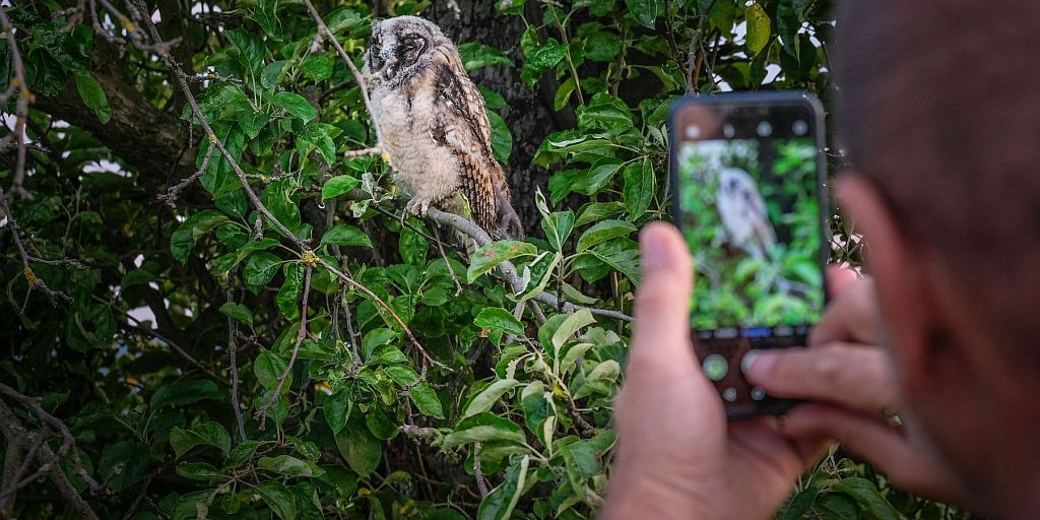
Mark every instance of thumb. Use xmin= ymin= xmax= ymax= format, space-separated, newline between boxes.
xmin=627 ymin=223 xmax=697 ymax=380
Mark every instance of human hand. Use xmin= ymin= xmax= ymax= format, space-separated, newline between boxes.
xmin=601 ymin=223 xmax=827 ymax=520
xmin=743 ymin=273 xmax=972 ymax=508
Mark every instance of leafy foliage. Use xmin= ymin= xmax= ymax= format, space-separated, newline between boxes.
xmin=0 ymin=0 xmax=968 ymax=519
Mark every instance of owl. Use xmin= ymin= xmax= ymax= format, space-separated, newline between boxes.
xmin=363 ymin=16 xmax=524 ymax=239
xmin=716 ymin=167 xmax=776 ymax=260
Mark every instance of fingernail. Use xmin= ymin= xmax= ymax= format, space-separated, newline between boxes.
xmin=741 ymin=350 xmax=775 ymax=377
xmin=640 ymin=226 xmax=671 ymax=272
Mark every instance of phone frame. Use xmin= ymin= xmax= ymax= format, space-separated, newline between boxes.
xmin=668 ymin=91 xmax=831 ymax=420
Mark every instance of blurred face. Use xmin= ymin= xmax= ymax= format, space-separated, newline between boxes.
xmin=836 ymin=174 xmax=1021 ymax=515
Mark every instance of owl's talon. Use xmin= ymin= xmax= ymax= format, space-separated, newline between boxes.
xmin=404 ymin=198 xmax=432 ymax=218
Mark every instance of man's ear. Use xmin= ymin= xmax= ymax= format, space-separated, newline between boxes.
xmin=835 ymin=173 xmax=932 ymax=395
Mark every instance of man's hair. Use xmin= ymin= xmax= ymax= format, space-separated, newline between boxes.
xmin=835 ymin=1 xmax=1040 ymax=362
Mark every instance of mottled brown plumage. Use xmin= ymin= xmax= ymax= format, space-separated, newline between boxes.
xmin=364 ymin=16 xmax=523 ymax=239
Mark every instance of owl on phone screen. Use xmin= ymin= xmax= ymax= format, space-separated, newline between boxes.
xmin=716 ymin=167 xmax=776 ymax=260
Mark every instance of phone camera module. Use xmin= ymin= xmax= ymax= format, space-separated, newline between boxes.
xmin=793 ymin=120 xmax=809 ymax=136
xmin=756 ymin=121 xmax=772 ymax=137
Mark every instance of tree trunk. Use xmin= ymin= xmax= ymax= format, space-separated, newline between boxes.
xmin=425 ymin=1 xmax=559 ymax=232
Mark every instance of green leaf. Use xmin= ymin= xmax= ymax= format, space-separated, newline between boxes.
xmin=320 ymin=224 xmax=373 ymax=248
xmin=622 ymin=159 xmax=655 ymax=219
xmin=170 ymin=210 xmax=231 ymax=264
xmin=520 ymin=28 xmax=566 ymax=86
xmin=746 ymin=2 xmax=771 ymax=55
xmin=273 ymin=91 xmax=318 ymax=123
xmin=367 ymin=344 xmax=408 ymax=366
xmin=480 ymin=87 xmax=508 ymax=110
xmin=777 ymin=0 xmax=811 ymax=57
xmin=228 ymin=440 xmax=264 ymax=467
xmin=476 ymin=455 xmax=530 ymax=520
xmin=258 ymin=455 xmax=325 ymax=478
xmin=277 ymin=263 xmax=303 ymax=317
xmin=553 ymin=76 xmax=576 ymax=111
xmin=442 ymin=413 xmax=526 ymax=449
xmin=474 ymin=307 xmax=525 ymax=337
xmin=551 ymin=308 xmax=595 ymax=351
xmin=384 ymin=365 xmax=420 ymax=387
xmin=541 ymin=210 xmax=576 ymax=252
xmin=487 ymin=110 xmax=513 ymax=164
xmin=300 ymin=54 xmax=334 ymax=81
xmin=98 ymin=440 xmax=150 ymax=491
xmin=625 ymin=0 xmax=661 ymax=28
xmin=335 ymin=415 xmax=382 ymax=477
xmin=583 ymin=160 xmax=624 ymax=195
xmin=219 ymin=302 xmax=254 ymax=328
xmin=151 ymin=379 xmax=222 ymax=408
xmin=176 ymin=462 xmax=223 ymax=482
xmin=457 ymin=42 xmax=513 ymax=71
xmin=244 ymin=252 xmax=282 ymax=288
xmin=254 ymin=349 xmax=290 ymax=391
xmin=576 ymin=219 xmax=637 ymax=252
xmin=321 ymin=175 xmax=360 ymax=201
xmin=463 ymin=379 xmax=520 ymax=419
xmin=257 ymin=481 xmax=299 ymax=520
xmin=169 ymin=420 xmax=231 ymax=459
xmin=262 ymin=60 xmax=287 ymax=90
xmin=324 ymin=388 xmax=351 ymax=433
xmin=362 ymin=328 xmax=396 ymax=358
xmin=74 ymin=72 xmax=110 ymax=124
xmin=779 ymin=486 xmax=819 ymax=520
xmin=408 ymin=383 xmax=445 ymax=419
xmin=833 ymin=478 xmax=902 ymax=520
xmin=467 ymin=241 xmax=537 ymax=283
xmin=298 ymin=122 xmax=339 ymax=164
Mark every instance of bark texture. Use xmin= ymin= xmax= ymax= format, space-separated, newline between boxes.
xmin=427 ymin=1 xmax=558 ymax=230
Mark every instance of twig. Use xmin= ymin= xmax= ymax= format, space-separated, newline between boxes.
xmin=302 ymin=0 xmax=385 ymax=147
xmin=473 ymin=443 xmax=490 ymax=498
xmin=339 ymin=289 xmax=362 ymax=365
xmin=432 ymin=226 xmax=464 ymax=296
xmin=255 ymin=267 xmax=312 ymax=425
xmin=0 ymin=391 xmax=101 ymax=519
xmin=158 ymin=145 xmax=213 ymax=209
xmin=686 ymin=0 xmax=718 ymax=94
xmin=425 ymin=208 xmax=633 ymax=322
xmin=0 ymin=7 xmax=32 ymax=200
xmin=102 ymin=298 xmax=223 ymax=381
xmin=225 ymin=289 xmax=247 ymax=442
xmin=0 ymin=186 xmax=71 ymax=310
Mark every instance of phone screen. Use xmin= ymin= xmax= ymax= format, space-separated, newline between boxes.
xmin=671 ymin=94 xmax=827 ymax=417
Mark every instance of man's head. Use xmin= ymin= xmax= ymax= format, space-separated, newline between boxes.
xmin=834 ymin=0 xmax=1040 ymax=514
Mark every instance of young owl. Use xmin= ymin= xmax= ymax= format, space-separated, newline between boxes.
xmin=364 ymin=16 xmax=524 ymax=239
xmin=716 ymin=167 xmax=776 ymax=260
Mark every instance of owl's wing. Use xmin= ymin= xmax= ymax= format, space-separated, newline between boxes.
xmin=428 ymin=47 xmax=495 ymax=160
xmin=427 ymin=47 xmax=505 ymax=234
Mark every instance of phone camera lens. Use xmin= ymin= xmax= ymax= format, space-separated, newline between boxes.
xmin=793 ymin=120 xmax=809 ymax=136
xmin=685 ymin=125 xmax=702 ymax=139
xmin=750 ymin=387 xmax=766 ymax=401
xmin=756 ymin=121 xmax=772 ymax=137
xmin=723 ymin=124 xmax=735 ymax=138
xmin=723 ymin=388 xmax=738 ymax=402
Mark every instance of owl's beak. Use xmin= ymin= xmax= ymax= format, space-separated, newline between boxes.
xmin=382 ymin=56 xmax=399 ymax=80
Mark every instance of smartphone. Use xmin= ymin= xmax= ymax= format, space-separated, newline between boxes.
xmin=669 ymin=92 xmax=829 ymax=419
